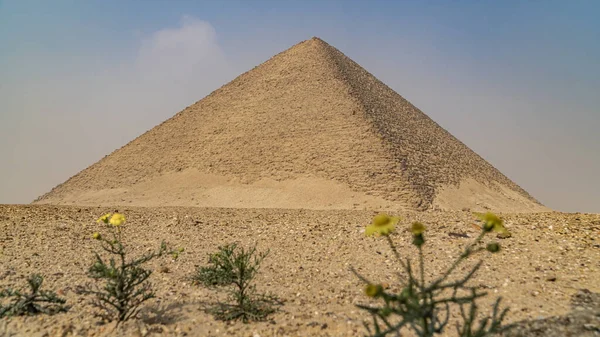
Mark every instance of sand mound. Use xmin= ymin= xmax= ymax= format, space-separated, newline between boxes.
xmin=34 ymin=37 xmax=545 ymax=212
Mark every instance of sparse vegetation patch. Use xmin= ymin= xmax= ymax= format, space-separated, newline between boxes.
xmin=354 ymin=212 xmax=513 ymax=336
xmin=0 ymin=274 xmax=69 ymax=318
xmin=193 ymin=243 xmax=282 ymax=322
xmin=76 ymin=213 xmax=176 ymax=322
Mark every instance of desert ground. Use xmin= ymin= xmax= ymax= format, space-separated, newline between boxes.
xmin=1 ymin=204 xmax=598 ymax=336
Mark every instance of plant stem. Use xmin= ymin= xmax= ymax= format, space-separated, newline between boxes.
xmin=419 ymin=245 xmax=425 ymax=291
xmin=119 ymin=242 xmax=126 ymax=321
xmin=386 ymin=235 xmax=408 ymax=271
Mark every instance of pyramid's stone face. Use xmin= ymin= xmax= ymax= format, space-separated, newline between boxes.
xmin=35 ymin=37 xmax=546 ymax=212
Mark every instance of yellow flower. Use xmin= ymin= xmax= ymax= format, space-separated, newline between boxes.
xmin=97 ymin=213 xmax=111 ymax=224
xmin=476 ymin=212 xmax=508 ymax=233
xmin=92 ymin=232 xmax=102 ymax=240
xmin=410 ymin=222 xmax=426 ymax=235
xmin=364 ymin=284 xmax=383 ymax=298
xmin=365 ymin=213 xmax=400 ymax=236
xmin=109 ymin=213 xmax=126 ymax=227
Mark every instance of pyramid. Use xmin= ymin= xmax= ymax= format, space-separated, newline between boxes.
xmin=34 ymin=37 xmax=546 ymax=212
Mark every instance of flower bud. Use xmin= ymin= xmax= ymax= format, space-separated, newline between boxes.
xmin=412 ymin=233 xmax=425 ymax=247
xmin=486 ymin=242 xmax=501 ymax=253
xmin=92 ymin=232 xmax=102 ymax=240
xmin=365 ymin=284 xmax=384 ymax=298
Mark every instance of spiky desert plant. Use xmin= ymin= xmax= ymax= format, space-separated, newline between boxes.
xmin=0 ymin=274 xmax=69 ymax=317
xmin=354 ymin=213 xmax=513 ymax=337
xmin=193 ymin=243 xmax=282 ymax=322
xmin=76 ymin=213 xmax=176 ymax=322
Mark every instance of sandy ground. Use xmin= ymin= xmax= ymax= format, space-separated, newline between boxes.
xmin=0 ymin=205 xmax=598 ymax=336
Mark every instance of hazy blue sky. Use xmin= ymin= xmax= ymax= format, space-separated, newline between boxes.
xmin=1 ymin=0 xmax=599 ymax=213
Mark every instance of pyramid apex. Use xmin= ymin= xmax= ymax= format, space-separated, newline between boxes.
xmin=307 ymin=36 xmax=328 ymax=44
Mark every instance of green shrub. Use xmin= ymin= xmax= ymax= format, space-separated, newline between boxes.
xmin=355 ymin=213 xmax=513 ymax=336
xmin=193 ymin=243 xmax=282 ymax=322
xmin=76 ymin=213 xmax=176 ymax=322
xmin=194 ymin=244 xmax=237 ymax=287
xmin=0 ymin=274 xmax=69 ymax=317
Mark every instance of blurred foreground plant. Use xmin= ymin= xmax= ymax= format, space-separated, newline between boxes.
xmin=354 ymin=213 xmax=513 ymax=337
xmin=76 ymin=213 xmax=177 ymax=322
xmin=193 ymin=243 xmax=282 ymax=322
xmin=0 ymin=274 xmax=69 ymax=317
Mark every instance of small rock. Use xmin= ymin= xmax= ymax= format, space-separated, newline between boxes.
xmin=497 ymin=232 xmax=512 ymax=239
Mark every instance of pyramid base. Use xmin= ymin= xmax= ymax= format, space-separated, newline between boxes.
xmin=432 ymin=178 xmax=550 ymax=213
xmin=34 ymin=169 xmax=407 ymax=211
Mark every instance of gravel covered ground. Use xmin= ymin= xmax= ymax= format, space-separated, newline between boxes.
xmin=0 ymin=205 xmax=598 ymax=336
